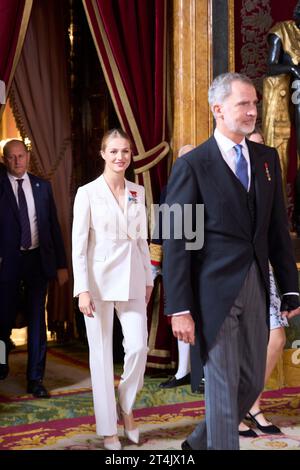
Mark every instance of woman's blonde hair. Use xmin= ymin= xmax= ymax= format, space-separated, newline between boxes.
xmin=101 ymin=128 xmax=132 ymax=152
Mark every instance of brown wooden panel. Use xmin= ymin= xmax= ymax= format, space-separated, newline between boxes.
xmin=171 ymin=0 xmax=213 ymax=161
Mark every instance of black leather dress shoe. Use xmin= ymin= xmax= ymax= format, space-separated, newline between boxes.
xmin=191 ymin=385 xmax=204 ymax=394
xmin=238 ymin=428 xmax=258 ymax=438
xmin=27 ymin=381 xmax=50 ymax=398
xmin=0 ymin=364 xmax=9 ymax=380
xmin=181 ymin=440 xmax=193 ymax=450
xmin=159 ymin=373 xmax=190 ymax=389
xmin=192 ymin=382 xmax=205 ymax=394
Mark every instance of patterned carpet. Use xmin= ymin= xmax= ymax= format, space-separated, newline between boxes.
xmin=0 ymin=342 xmax=300 ymax=450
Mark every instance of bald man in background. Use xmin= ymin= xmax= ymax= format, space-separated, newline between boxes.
xmin=0 ymin=140 xmax=68 ymax=397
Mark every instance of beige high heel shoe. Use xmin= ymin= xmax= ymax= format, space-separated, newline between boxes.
xmin=103 ymin=435 xmax=122 ymax=450
xmin=117 ymin=403 xmax=139 ymax=444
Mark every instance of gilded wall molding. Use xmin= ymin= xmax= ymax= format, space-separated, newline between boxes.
xmin=228 ymin=0 xmax=235 ymax=72
xmin=171 ymin=0 xmax=213 ymax=160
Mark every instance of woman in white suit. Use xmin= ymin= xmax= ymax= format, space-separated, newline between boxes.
xmin=72 ymin=129 xmax=153 ymax=450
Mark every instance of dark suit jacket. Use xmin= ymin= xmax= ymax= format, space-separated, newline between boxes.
xmin=0 ymin=172 xmax=67 ymax=281
xmin=0 ymin=162 xmax=6 ymax=179
xmin=163 ymin=136 xmax=298 ymax=358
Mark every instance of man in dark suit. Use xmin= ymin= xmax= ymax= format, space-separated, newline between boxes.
xmin=163 ymin=73 xmax=300 ymax=449
xmin=151 ymin=145 xmax=204 ymax=393
xmin=0 ymin=139 xmax=68 ymax=397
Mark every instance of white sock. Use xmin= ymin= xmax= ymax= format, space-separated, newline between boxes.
xmin=175 ymin=339 xmax=191 ymax=379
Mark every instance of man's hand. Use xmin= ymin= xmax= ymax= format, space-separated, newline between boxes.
xmin=56 ymin=268 xmax=69 ymax=286
xmin=280 ymin=294 xmax=300 ymax=320
xmin=171 ymin=313 xmax=195 ymax=345
xmin=281 ymin=307 xmax=300 ymax=320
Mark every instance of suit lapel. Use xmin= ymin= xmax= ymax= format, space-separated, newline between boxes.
xmin=124 ymin=182 xmax=129 ymax=218
xmin=126 ymin=182 xmax=140 ymax=217
xmin=29 ymin=174 xmax=42 ymax=225
xmin=201 ymin=138 xmax=252 ymax=236
xmin=98 ymin=175 xmax=128 ymax=237
xmin=247 ymin=141 xmax=272 ymax=239
xmin=3 ymin=175 xmax=20 ymax=224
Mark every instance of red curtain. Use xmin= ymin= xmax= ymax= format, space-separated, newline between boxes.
xmin=83 ymin=0 xmax=169 ymax=204
xmin=0 ymin=0 xmax=32 ymax=116
xmin=83 ymin=0 xmax=175 ymax=371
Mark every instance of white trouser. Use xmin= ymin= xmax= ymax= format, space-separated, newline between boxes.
xmin=84 ymin=298 xmax=148 ymax=436
xmin=175 ymin=339 xmax=191 ymax=379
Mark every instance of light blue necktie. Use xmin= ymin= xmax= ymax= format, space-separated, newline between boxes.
xmin=234 ymin=144 xmax=249 ymax=190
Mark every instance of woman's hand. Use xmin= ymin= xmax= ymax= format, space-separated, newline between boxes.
xmin=78 ymin=291 xmax=95 ymax=317
xmin=145 ymin=285 xmax=153 ymax=304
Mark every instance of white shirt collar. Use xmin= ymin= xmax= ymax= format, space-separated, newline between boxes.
xmin=214 ymin=128 xmax=247 ymax=154
xmin=213 ymin=128 xmax=251 ymax=191
xmin=7 ymin=172 xmax=29 ymax=183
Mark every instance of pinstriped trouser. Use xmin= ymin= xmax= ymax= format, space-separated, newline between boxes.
xmin=188 ymin=262 xmax=268 ymax=450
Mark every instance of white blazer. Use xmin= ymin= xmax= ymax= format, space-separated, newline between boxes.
xmin=72 ymin=175 xmax=153 ymax=301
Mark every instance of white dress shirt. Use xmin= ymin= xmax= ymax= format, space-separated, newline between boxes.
xmin=214 ymin=128 xmax=251 ymax=191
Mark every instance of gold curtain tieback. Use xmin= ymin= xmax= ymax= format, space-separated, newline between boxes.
xmin=133 ymin=141 xmax=169 ymax=174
